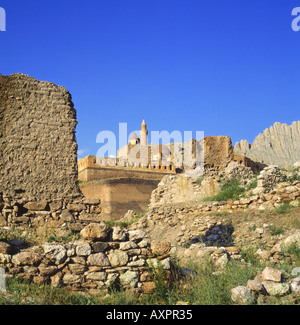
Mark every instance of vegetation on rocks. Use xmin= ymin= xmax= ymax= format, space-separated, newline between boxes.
xmin=203 ymin=178 xmax=246 ymax=202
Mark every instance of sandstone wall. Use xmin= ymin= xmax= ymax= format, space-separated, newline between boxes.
xmin=78 ymin=166 xmax=174 ymax=182
xmin=0 ymin=73 xmax=81 ymax=200
xmin=202 ymin=136 xmax=235 ymax=170
xmin=80 ymin=178 xmax=160 ymax=221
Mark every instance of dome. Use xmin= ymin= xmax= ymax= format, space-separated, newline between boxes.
xmin=129 ymin=132 xmax=140 ymax=141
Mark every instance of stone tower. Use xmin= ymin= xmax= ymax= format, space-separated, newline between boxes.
xmin=140 ymin=119 xmax=148 ymax=146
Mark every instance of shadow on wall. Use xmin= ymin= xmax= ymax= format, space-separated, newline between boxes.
xmin=79 ymin=178 xmax=161 ymax=221
xmin=188 ymin=224 xmax=234 ymax=247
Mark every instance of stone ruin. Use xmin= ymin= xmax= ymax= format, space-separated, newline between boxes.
xmin=0 ymin=73 xmax=81 ymax=200
xmin=0 ymin=73 xmax=173 ymax=294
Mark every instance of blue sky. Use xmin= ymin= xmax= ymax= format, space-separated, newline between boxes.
xmin=0 ymin=1 xmax=299 ymax=158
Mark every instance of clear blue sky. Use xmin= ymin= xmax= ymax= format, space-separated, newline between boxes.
xmin=1 ymin=1 xmax=299 ymax=158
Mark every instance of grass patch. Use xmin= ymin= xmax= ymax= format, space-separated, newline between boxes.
xmin=286 ymin=242 xmax=300 ymax=261
xmin=274 ymin=202 xmax=292 ymax=215
xmin=246 ymin=179 xmax=258 ymax=191
xmin=175 ymin=259 xmax=257 ymax=305
xmin=203 ymin=178 xmax=245 ymax=202
xmin=196 ymin=176 xmax=205 ymax=186
xmin=268 ymin=225 xmax=285 ymax=236
xmin=103 ymin=212 xmax=144 ymax=229
xmin=47 ymin=231 xmax=81 ymax=243
xmin=0 ymin=277 xmax=104 ymax=305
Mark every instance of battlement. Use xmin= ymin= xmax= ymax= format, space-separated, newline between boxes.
xmin=78 ymin=155 xmax=177 ymax=182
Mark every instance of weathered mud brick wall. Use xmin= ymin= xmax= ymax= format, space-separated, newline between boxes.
xmin=0 ymin=73 xmax=81 ymax=200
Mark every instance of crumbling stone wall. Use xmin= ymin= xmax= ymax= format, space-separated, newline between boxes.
xmin=0 ymin=223 xmax=172 ymax=294
xmin=0 ymin=73 xmax=81 ymax=200
xmin=203 ymin=136 xmax=235 ymax=170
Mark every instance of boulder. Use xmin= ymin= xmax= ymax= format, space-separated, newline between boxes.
xmin=231 ymin=286 xmax=256 ymax=305
xmin=75 ymin=243 xmax=92 ymax=257
xmin=12 ymin=252 xmax=42 ymax=266
xmin=24 ymin=201 xmax=48 ymax=211
xmin=290 ymin=277 xmax=300 ymax=293
xmin=38 ymin=264 xmax=58 ymax=276
xmin=127 ymin=230 xmax=149 ymax=242
xmin=80 ymin=222 xmax=111 ymax=241
xmin=150 ymin=242 xmax=171 ymax=256
xmin=87 ymin=253 xmax=110 ymax=267
xmin=0 ymin=242 xmax=12 ymax=254
xmin=262 ymin=282 xmax=290 ymax=297
xmin=108 ymin=250 xmax=129 ymax=267
xmin=262 ymin=267 xmax=283 ymax=283
xmin=120 ymin=271 xmax=139 ymax=288
xmin=43 ymin=243 xmax=67 ymax=265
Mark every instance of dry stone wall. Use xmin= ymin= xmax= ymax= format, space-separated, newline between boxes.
xmin=0 ymin=195 xmax=102 ymax=237
xmin=0 ymin=73 xmax=81 ymax=200
xmin=0 ymin=223 xmax=172 ymax=294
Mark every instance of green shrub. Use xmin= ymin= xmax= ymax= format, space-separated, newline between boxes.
xmin=204 ymin=179 xmax=245 ymax=202
xmin=197 ymin=176 xmax=205 ymax=186
xmin=269 ymin=225 xmax=285 ymax=236
xmin=286 ymin=242 xmax=300 ymax=261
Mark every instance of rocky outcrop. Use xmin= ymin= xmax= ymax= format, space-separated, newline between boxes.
xmin=0 ymin=73 xmax=81 ymax=200
xmin=234 ymin=121 xmax=300 ymax=167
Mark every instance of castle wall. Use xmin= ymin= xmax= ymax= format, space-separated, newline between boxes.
xmin=80 ymin=178 xmax=160 ymax=220
xmin=78 ymin=166 xmax=175 ymax=182
xmin=233 ymin=155 xmax=266 ymax=173
xmin=0 ymin=73 xmax=81 ymax=200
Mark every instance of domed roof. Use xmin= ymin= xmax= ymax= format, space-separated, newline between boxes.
xmin=129 ymin=132 xmax=140 ymax=141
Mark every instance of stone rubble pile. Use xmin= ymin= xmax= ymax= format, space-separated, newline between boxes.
xmin=149 ymin=162 xmax=257 ymax=207
xmin=176 ymin=244 xmax=244 ymax=269
xmin=252 ymin=165 xmax=286 ymax=195
xmin=212 ymin=161 xmax=256 ymax=187
xmin=255 ymin=231 xmax=300 ymax=264
xmin=231 ymin=266 xmax=300 ymax=305
xmin=0 ymin=222 xmax=172 ymax=294
xmin=141 ymin=165 xmax=300 ymax=225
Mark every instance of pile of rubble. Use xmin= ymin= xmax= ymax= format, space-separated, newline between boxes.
xmin=231 ymin=266 xmax=300 ymax=305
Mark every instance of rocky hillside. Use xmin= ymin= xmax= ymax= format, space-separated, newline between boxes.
xmin=126 ymin=161 xmax=300 ymax=260
xmin=234 ymin=121 xmax=300 ymax=168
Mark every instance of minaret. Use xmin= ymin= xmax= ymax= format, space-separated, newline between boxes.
xmin=140 ymin=119 xmax=148 ymax=146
